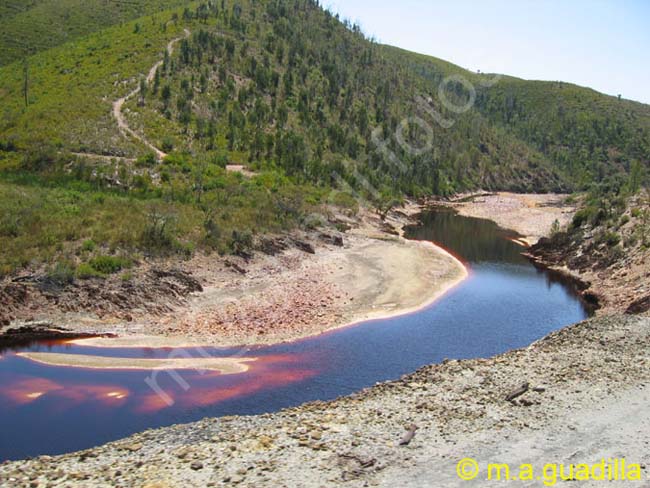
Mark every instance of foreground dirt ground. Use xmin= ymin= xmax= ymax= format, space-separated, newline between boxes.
xmin=2 ymin=313 xmax=648 ymax=487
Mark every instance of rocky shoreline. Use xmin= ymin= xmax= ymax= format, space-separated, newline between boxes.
xmin=441 ymin=191 xmax=650 ymax=315
xmin=526 ymin=191 xmax=650 ymax=315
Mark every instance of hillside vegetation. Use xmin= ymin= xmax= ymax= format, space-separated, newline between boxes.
xmin=0 ymin=0 xmax=191 ymax=66
xmin=0 ymin=0 xmax=648 ymax=277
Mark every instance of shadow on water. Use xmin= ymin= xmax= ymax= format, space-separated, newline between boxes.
xmin=0 ymin=209 xmax=589 ymax=460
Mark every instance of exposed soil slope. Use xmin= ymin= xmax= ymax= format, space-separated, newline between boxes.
xmin=0 ymin=206 xmax=466 ymax=348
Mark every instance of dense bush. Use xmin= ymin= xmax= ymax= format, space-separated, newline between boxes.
xmin=572 ymin=208 xmax=595 ymax=229
xmin=76 ymin=263 xmax=104 ymax=279
xmin=88 ymin=255 xmax=131 ymax=275
xmin=603 ymin=232 xmax=621 ymax=247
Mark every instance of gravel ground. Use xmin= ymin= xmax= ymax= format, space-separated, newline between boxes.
xmin=2 ymin=313 xmax=648 ymax=487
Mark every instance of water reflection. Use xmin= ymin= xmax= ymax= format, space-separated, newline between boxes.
xmin=0 ymin=209 xmax=589 ymax=461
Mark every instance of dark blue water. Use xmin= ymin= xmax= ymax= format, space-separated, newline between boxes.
xmin=0 ymin=209 xmax=588 ymax=460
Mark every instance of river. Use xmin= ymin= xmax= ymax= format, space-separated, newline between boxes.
xmin=0 ymin=209 xmax=589 ymax=460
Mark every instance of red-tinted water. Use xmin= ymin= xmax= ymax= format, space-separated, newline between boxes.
xmin=0 ymin=210 xmax=589 ymax=460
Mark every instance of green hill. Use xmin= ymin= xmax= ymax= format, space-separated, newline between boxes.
xmin=0 ymin=0 xmax=648 ymax=275
xmin=0 ymin=0 xmax=193 ymax=66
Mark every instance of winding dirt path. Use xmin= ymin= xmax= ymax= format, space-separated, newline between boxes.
xmin=112 ymin=29 xmax=190 ymax=160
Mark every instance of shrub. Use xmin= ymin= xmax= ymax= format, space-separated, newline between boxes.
xmin=76 ymin=263 xmax=104 ymax=279
xmin=88 ymin=255 xmax=131 ymax=275
xmin=213 ymin=152 xmax=229 ymax=168
xmin=173 ymin=240 xmax=195 ymax=259
xmin=141 ymin=209 xmax=175 ymax=251
xmin=0 ymin=214 xmax=19 ymax=237
xmin=592 ymin=208 xmax=608 ymax=226
xmin=571 ymin=208 xmax=595 ymax=229
xmin=21 ymin=144 xmax=59 ymax=172
xmin=161 ymin=138 xmax=175 ymax=153
xmin=625 ymin=234 xmax=638 ymax=248
xmin=329 ymin=191 xmax=359 ymax=213
xmin=604 ymin=232 xmax=621 ymax=247
xmin=550 ymin=219 xmax=561 ymax=236
xmin=47 ymin=261 xmax=75 ymax=285
xmin=229 ymin=229 xmax=253 ymax=255
xmin=135 ymin=153 xmax=157 ymax=168
xmin=120 ymin=271 xmax=134 ymax=282
xmin=203 ymin=217 xmax=222 ymax=248
xmin=605 ymin=245 xmax=625 ymax=264
xmin=81 ymin=239 xmax=96 ymax=252
xmin=303 ymin=214 xmax=324 ymax=230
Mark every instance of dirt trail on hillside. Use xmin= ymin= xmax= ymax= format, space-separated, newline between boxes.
xmin=112 ymin=29 xmax=190 ymax=160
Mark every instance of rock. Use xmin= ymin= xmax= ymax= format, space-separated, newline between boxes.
xmin=319 ymin=233 xmax=344 ymax=247
xmin=125 ymin=443 xmax=143 ymax=452
xmin=257 ymin=435 xmax=274 ymax=448
xmin=291 ymin=239 xmax=316 ymax=254
xmin=190 ymin=461 xmax=203 ymax=471
xmin=175 ymin=449 xmax=189 ymax=459
xmin=224 ymin=260 xmax=247 ymax=275
xmin=380 ymin=222 xmax=399 ymax=235
xmin=258 ymin=237 xmax=289 ymax=255
xmin=625 ymin=295 xmax=650 ymax=314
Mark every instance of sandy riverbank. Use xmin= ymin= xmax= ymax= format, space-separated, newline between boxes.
xmin=441 ymin=192 xmax=576 ymax=246
xmin=15 ymin=352 xmax=256 ymax=373
xmin=57 ymin=207 xmax=467 ymax=349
